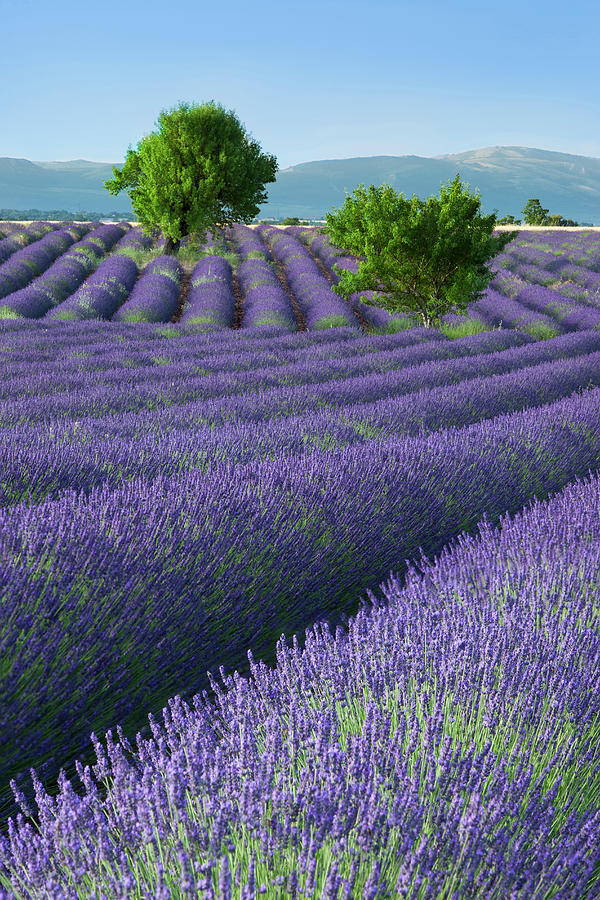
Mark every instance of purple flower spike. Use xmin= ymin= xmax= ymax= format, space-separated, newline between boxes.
xmin=113 ymin=255 xmax=183 ymax=323
xmin=45 ymin=254 xmax=138 ymax=320
xmin=179 ymin=255 xmax=235 ymax=328
xmin=230 ymin=226 xmax=297 ymax=331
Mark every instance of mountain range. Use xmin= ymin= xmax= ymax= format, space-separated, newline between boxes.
xmin=0 ymin=146 xmax=598 ymax=223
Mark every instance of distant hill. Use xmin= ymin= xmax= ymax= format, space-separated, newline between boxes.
xmin=0 ymin=158 xmax=130 ymax=215
xmin=0 ymin=147 xmax=598 ymax=223
xmin=263 ymin=146 xmax=600 ymax=224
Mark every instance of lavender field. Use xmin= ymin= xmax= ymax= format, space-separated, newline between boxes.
xmin=0 ymin=223 xmax=600 ymax=897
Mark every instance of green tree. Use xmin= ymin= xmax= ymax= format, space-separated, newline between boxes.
xmin=324 ymin=174 xmax=518 ymax=329
xmin=497 ymin=214 xmax=522 ymax=225
xmin=546 ymin=214 xmax=579 ymax=227
xmin=104 ymin=102 xmax=277 ymax=254
xmin=521 ymin=198 xmax=550 ymax=226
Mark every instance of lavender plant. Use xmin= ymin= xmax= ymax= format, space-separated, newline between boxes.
xmin=0 ymin=228 xmax=600 ymax=899
xmin=113 ymin=255 xmax=183 ymax=323
xmin=0 ymin=222 xmax=57 ymax=265
xmin=258 ymin=226 xmax=359 ymax=329
xmin=178 ymin=255 xmax=235 ymax=328
xmin=1 ymin=469 xmax=599 ymax=897
xmin=0 ymin=228 xmax=77 ymax=304
xmin=0 ymin=224 xmax=128 ymax=319
xmin=45 ymin=254 xmax=138 ymax=321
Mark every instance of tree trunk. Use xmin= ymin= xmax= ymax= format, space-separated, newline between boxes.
xmin=163 ymin=234 xmax=181 ymax=255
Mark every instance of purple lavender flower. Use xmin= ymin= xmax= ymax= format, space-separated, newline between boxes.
xmin=0 ymin=228 xmax=75 ymax=302
xmin=229 ymin=226 xmax=297 ymax=331
xmin=259 ymin=226 xmax=359 ymax=329
xmin=45 ymin=254 xmax=138 ymax=320
xmin=0 ymin=224 xmax=129 ymax=319
xmin=113 ymin=255 xmax=183 ymax=323
xmin=179 ymin=255 xmax=235 ymax=328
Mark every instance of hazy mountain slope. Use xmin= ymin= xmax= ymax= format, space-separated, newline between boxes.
xmin=263 ymin=146 xmax=600 ymax=222
xmin=0 ymin=158 xmax=130 ymax=213
xmin=0 ymin=147 xmax=598 ymax=222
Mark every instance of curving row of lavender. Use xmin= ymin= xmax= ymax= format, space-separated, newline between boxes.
xmin=2 ymin=470 xmax=599 ymax=897
xmin=0 ymin=226 xmax=86 ymax=304
xmin=0 ymin=222 xmax=59 ymax=265
xmin=503 ymin=228 xmax=600 ymax=272
xmin=257 ymin=225 xmax=360 ymax=329
xmin=113 ymin=255 xmax=183 ymax=323
xmin=1 ymin=331 xmax=600 ymax=892
xmin=45 ymin=252 xmax=138 ymax=321
xmin=0 ymin=224 xmax=131 ymax=319
xmin=229 ymin=224 xmax=298 ymax=331
xmin=0 ymin=330 xmax=533 ymax=431
xmin=179 ymin=255 xmax=236 ymax=328
xmin=471 ymin=285 xmax=562 ymax=339
xmin=1 ymin=230 xmax=600 ymax=896
xmin=2 ymin=318 xmax=598 ymax=772
xmin=492 ymin=232 xmax=600 ymax=326
xmin=4 ymin=331 xmax=600 ymax=514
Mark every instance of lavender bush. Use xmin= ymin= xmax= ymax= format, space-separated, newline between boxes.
xmin=258 ymin=226 xmax=359 ymax=329
xmin=1 ymin=228 xmax=600 ymax=898
xmin=0 ymin=228 xmax=76 ymax=303
xmin=228 ymin=225 xmax=298 ymax=331
xmin=45 ymin=255 xmax=138 ymax=321
xmin=1 ymin=468 xmax=599 ymax=897
xmin=113 ymin=255 xmax=183 ymax=323
xmin=0 ymin=223 xmax=57 ymax=265
xmin=0 ymin=224 xmax=128 ymax=319
xmin=178 ymin=255 xmax=235 ymax=328
xmin=471 ymin=286 xmax=562 ymax=339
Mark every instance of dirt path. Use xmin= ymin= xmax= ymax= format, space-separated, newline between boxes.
xmin=232 ymin=271 xmax=244 ymax=329
xmin=271 ymin=256 xmax=307 ymax=331
xmin=171 ymin=266 xmax=192 ymax=323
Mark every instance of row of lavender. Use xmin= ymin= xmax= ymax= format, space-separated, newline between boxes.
xmin=2 ymin=222 xmax=600 ymax=337
xmin=2 ymin=471 xmax=599 ymax=897
xmin=0 ymin=312 xmax=600 ymax=894
xmin=488 ymin=229 xmax=600 ymax=334
xmin=0 ymin=223 xmax=158 ymax=320
xmin=294 ymin=224 xmax=600 ymax=340
xmin=6 ymin=332 xmax=600 ymax=527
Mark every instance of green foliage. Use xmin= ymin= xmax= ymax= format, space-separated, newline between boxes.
xmin=521 ymin=198 xmax=550 ymax=225
xmin=520 ymin=321 xmax=560 ymax=341
xmin=115 ymin=246 xmax=165 ymax=269
xmin=546 ymin=214 xmax=580 ymax=227
xmin=324 ymin=175 xmax=518 ymax=328
xmin=314 ymin=314 xmax=352 ymax=329
xmin=497 ymin=214 xmax=522 ymax=225
xmin=104 ymin=102 xmax=277 ymax=253
xmin=440 ymin=317 xmax=489 ymax=339
xmin=518 ymin=201 xmax=579 ymax=228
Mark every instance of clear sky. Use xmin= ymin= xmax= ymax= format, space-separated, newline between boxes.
xmin=1 ymin=0 xmax=599 ymax=169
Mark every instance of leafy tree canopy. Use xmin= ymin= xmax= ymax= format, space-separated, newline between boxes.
xmin=104 ymin=101 xmax=277 ymax=253
xmin=324 ymin=174 xmax=518 ymax=328
xmin=521 ymin=198 xmax=550 ymax=226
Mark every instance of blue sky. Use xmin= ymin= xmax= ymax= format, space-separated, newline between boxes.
xmin=1 ymin=0 xmax=599 ymax=168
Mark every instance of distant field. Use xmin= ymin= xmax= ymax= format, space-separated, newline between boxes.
xmin=1 ymin=223 xmax=600 ymax=898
